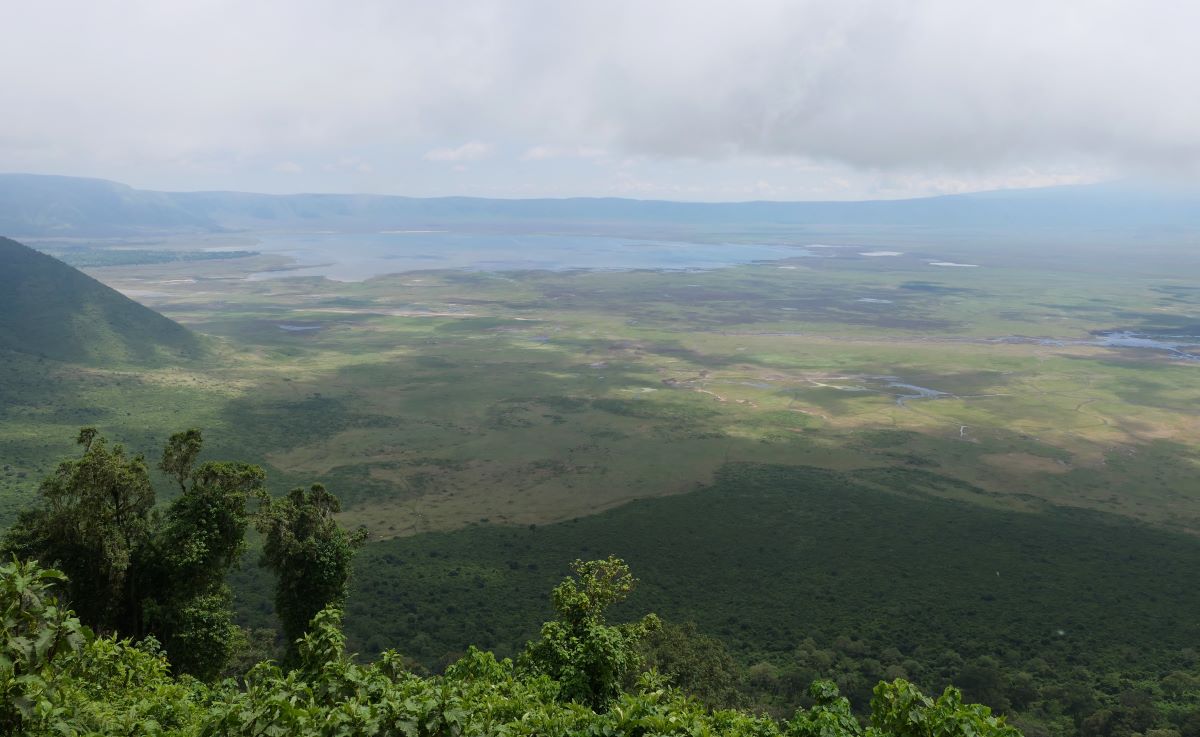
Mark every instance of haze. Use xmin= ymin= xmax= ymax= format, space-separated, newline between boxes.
xmin=3 ymin=0 xmax=1199 ymax=200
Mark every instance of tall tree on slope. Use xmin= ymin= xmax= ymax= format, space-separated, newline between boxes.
xmin=255 ymin=483 xmax=367 ymax=662
xmin=2 ymin=427 xmax=263 ymax=679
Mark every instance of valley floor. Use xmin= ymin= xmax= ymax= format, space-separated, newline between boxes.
xmin=4 ymin=233 xmax=1198 ymax=536
xmin=3 ymin=230 xmax=1199 ymax=733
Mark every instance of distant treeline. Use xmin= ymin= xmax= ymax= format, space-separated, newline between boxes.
xmin=39 ymin=246 xmax=257 ymax=267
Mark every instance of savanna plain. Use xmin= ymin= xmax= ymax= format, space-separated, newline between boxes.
xmin=4 ymin=228 xmax=1199 ymax=734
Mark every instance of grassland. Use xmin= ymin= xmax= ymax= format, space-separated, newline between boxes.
xmin=3 ymin=236 xmax=1198 ymax=538
xmin=4 ymin=232 xmax=1200 ymax=732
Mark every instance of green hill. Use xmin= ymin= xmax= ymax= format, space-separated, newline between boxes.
xmin=0 ymin=236 xmax=204 ymax=364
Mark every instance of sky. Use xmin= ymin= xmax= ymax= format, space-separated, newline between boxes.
xmin=2 ymin=0 xmax=1198 ymax=201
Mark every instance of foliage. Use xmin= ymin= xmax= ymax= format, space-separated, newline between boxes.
xmin=256 ymin=483 xmax=368 ymax=660
xmin=150 ymin=434 xmax=266 ymax=679
xmin=788 ymin=680 xmax=868 ymax=737
xmin=46 ymin=635 xmax=206 ymax=736
xmin=161 ymin=428 xmax=204 ymax=493
xmin=520 ymin=556 xmax=660 ymax=709
xmin=0 ymin=558 xmax=1025 ymax=737
xmin=3 ymin=428 xmax=155 ymax=634
xmin=868 ymin=679 xmax=1021 ymax=737
xmin=0 ymin=559 xmax=88 ymax=732
xmin=342 ymin=463 xmax=1200 ymax=735
xmin=641 ymin=620 xmax=744 ymax=708
xmin=2 ymin=427 xmax=264 ymax=680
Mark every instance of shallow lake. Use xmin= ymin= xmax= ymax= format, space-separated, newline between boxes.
xmin=245 ymin=232 xmax=815 ymax=281
xmin=993 ymin=332 xmax=1200 ymax=360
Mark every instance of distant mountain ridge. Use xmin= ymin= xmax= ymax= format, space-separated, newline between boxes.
xmin=3 ymin=173 xmax=1200 ymax=238
xmin=0 ymin=175 xmax=216 ymax=236
xmin=0 ymin=236 xmax=203 ymax=365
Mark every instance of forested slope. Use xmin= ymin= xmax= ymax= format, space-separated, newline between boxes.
xmin=2 ymin=556 xmax=1022 ymax=737
xmin=0 ymin=428 xmax=1020 ymax=737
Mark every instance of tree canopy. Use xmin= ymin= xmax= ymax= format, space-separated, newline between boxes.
xmin=256 ymin=482 xmax=368 ymax=661
xmin=0 ymin=557 xmax=1024 ymax=737
xmin=0 ymin=427 xmax=364 ymax=680
xmin=520 ymin=555 xmax=660 ymax=709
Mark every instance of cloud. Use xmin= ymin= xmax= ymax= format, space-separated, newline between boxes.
xmin=423 ymin=141 xmax=492 ymax=162
xmin=273 ymin=161 xmax=304 ymax=174
xmin=522 ymin=145 xmax=607 ymax=161
xmin=325 ymin=156 xmax=374 ymax=174
xmin=545 ymin=1 xmax=1200 ymax=174
xmin=1 ymin=1 xmax=1198 ymax=196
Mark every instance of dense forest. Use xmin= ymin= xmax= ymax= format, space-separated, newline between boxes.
xmin=0 ymin=427 xmax=1022 ymax=736
xmin=2 ymin=428 xmax=1198 ymax=736
xmin=325 ymin=464 xmax=1200 ymax=737
xmin=3 ymin=555 xmax=1020 ymax=737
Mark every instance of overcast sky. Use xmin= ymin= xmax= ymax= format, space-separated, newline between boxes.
xmin=2 ymin=1 xmax=1198 ymax=201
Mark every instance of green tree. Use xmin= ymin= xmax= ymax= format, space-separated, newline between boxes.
xmin=149 ymin=440 xmax=265 ymax=678
xmin=640 ymin=619 xmax=742 ymax=707
xmin=159 ymin=427 xmax=203 ymax=494
xmin=0 ymin=558 xmax=1031 ymax=737
xmin=3 ymin=427 xmax=263 ymax=680
xmin=2 ymin=428 xmax=155 ymax=636
xmin=869 ymin=678 xmax=1021 ymax=737
xmin=787 ymin=680 xmax=864 ymax=737
xmin=154 ymin=457 xmax=265 ymax=594
xmin=520 ymin=556 xmax=659 ymax=710
xmin=255 ymin=483 xmax=367 ymax=660
xmin=957 ymin=655 xmax=1013 ymax=712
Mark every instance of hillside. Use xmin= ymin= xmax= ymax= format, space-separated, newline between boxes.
xmin=0 ymin=236 xmax=204 ymax=365
xmin=0 ymin=174 xmax=215 ymax=236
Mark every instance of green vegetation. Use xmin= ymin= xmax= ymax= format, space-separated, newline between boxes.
xmin=14 ymin=428 xmax=1183 ymax=734
xmin=257 ymin=483 xmax=368 ymax=661
xmin=339 ymin=464 xmax=1200 ymax=735
xmin=520 ymin=556 xmax=659 ymax=709
xmin=0 ymin=237 xmax=203 ymax=365
xmin=1 ymin=428 xmax=264 ymax=678
xmin=5 ymin=238 xmax=1200 ymax=536
xmin=2 ymin=556 xmax=1020 ymax=737
xmin=3 ymin=428 xmax=158 ymax=635
xmin=3 ymin=231 xmax=1200 ymax=736
xmin=1 ymin=427 xmax=366 ymax=681
xmin=36 ymin=246 xmax=257 ymax=268
xmin=53 ymin=243 xmax=1199 ymax=537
